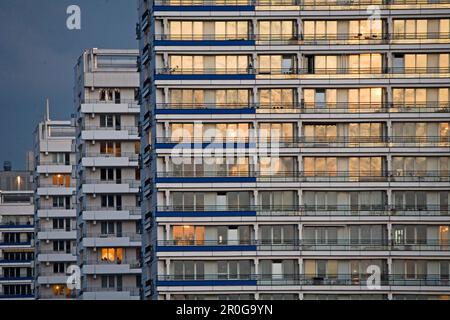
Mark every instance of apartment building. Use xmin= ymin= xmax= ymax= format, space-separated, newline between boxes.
xmin=74 ymin=49 xmax=142 ymax=300
xmin=0 ymin=166 xmax=34 ymax=299
xmin=138 ymin=0 xmax=450 ymax=300
xmin=34 ymin=117 xmax=78 ymax=299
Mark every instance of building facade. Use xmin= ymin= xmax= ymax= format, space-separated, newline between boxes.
xmin=74 ymin=48 xmax=142 ymax=300
xmin=0 ymin=168 xmax=34 ymax=299
xmin=34 ymin=118 xmax=78 ymax=299
xmin=138 ymin=0 xmax=450 ymax=300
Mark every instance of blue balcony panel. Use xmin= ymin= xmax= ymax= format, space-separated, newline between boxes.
xmin=155 ymin=74 xmax=256 ymax=81
xmin=157 ymin=245 xmax=257 ymax=252
xmin=156 ymin=177 xmax=257 ymax=183
xmin=156 ymin=210 xmax=257 ymax=217
xmin=153 ymin=5 xmax=255 ymax=11
xmin=154 ymin=40 xmax=255 ymax=46
xmin=155 ymin=108 xmax=255 ymax=115
xmin=157 ymin=279 xmax=257 ymax=287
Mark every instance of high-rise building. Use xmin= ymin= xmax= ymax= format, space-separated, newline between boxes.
xmin=0 ymin=169 xmax=34 ymax=300
xmin=74 ymin=48 xmax=142 ymax=300
xmin=138 ymin=0 xmax=450 ymax=300
xmin=34 ymin=117 xmax=77 ymax=299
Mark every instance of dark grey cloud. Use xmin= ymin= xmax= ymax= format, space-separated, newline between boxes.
xmin=0 ymin=0 xmax=138 ymax=169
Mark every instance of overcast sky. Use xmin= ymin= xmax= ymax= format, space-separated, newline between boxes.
xmin=0 ymin=0 xmax=138 ymax=169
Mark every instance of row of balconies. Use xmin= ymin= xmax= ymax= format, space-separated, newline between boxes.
xmin=155 ymin=102 xmax=450 ymax=114
xmin=156 ymin=204 xmax=450 ymax=216
xmin=156 ymin=239 xmax=450 ymax=251
xmin=153 ymin=32 xmax=450 ymax=45
xmin=156 ymin=170 xmax=450 ymax=182
xmin=151 ymin=0 xmax=450 ymax=8
xmin=155 ymin=136 xmax=450 ymax=148
xmin=155 ymin=66 xmax=450 ymax=76
xmin=156 ymin=273 xmax=450 ymax=287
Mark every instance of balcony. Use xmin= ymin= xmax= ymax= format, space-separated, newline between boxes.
xmin=157 ymin=239 xmax=259 ymax=251
xmin=153 ymin=0 xmax=450 ymax=9
xmin=156 ymin=170 xmax=256 ymax=183
xmin=154 ymin=102 xmax=450 ymax=114
xmin=82 ymin=259 xmax=142 ymax=275
xmin=81 ymin=152 xmax=139 ymax=168
xmin=155 ymin=67 xmax=255 ymax=80
xmin=156 ymin=204 xmax=449 ymax=217
xmin=156 ymin=239 xmax=450 ymax=252
xmin=156 ymin=66 xmax=450 ymax=81
xmin=154 ymin=33 xmax=255 ymax=46
xmin=80 ymin=287 xmax=141 ymax=300
xmin=156 ymin=33 xmax=431 ymax=46
xmin=81 ymin=179 xmax=141 ymax=189
xmin=81 ymin=206 xmax=141 ymax=218
xmin=81 ymin=126 xmax=139 ymax=141
xmin=157 ymin=273 xmax=450 ymax=287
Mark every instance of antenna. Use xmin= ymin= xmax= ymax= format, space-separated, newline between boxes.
xmin=46 ymin=98 xmax=50 ymax=121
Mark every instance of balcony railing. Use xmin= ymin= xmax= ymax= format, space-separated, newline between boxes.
xmin=82 ymin=232 xmax=142 ymax=241
xmin=37 ymin=204 xmax=75 ymax=210
xmin=80 ymin=99 xmax=138 ymax=105
xmin=36 ymin=226 xmax=77 ymax=232
xmin=81 ymin=179 xmax=141 ymax=188
xmin=82 ymin=259 xmax=141 ymax=268
xmin=156 ymin=67 xmax=450 ymax=76
xmin=157 ymin=273 xmax=450 ymax=286
xmin=153 ymin=0 xmax=450 ymax=7
xmin=82 ymin=206 xmax=141 ymax=215
xmin=38 ymin=181 xmax=76 ymax=188
xmin=155 ymin=102 xmax=450 ymax=114
xmin=81 ymin=152 xmax=139 ymax=160
xmin=157 ymin=204 xmax=450 ymax=216
xmin=155 ymin=34 xmax=252 ymax=41
xmin=157 ymin=32 xmax=449 ymax=44
xmin=82 ymin=126 xmax=139 ymax=135
xmin=157 ymin=170 xmax=450 ymax=182
xmin=82 ymin=287 xmax=140 ymax=296
xmin=157 ymin=239 xmax=450 ymax=251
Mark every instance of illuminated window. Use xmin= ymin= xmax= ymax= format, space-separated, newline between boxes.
xmin=173 ymin=226 xmax=205 ymax=245
xmin=100 ymin=248 xmax=123 ymax=263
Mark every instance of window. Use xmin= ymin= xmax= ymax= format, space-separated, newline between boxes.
xmin=259 ymin=88 xmax=295 ymax=109
xmin=215 ymin=89 xmax=250 ymax=108
xmin=172 ymin=226 xmax=205 ymax=245
xmin=259 ymin=157 xmax=295 ymax=176
xmin=259 ymin=123 xmax=295 ymax=142
xmin=100 ymin=248 xmax=123 ymax=263
xmin=169 ymin=21 xmax=203 ymax=40
xmin=215 ymin=55 xmax=249 ymax=74
xmin=101 ymin=195 xmax=115 ymax=208
xmin=101 ymin=275 xmax=116 ymax=289
xmin=259 ymin=55 xmax=294 ymax=74
xmin=53 ymin=263 xmax=65 ymax=274
xmin=101 ymin=221 xmax=119 ymax=235
xmin=170 ymin=89 xmax=204 ymax=107
xmin=169 ymin=55 xmax=204 ymax=73
xmin=100 ymin=115 xmax=114 ymax=128
xmin=100 ymin=141 xmax=121 ymax=156
xmin=258 ymin=20 xmax=295 ymax=41
xmin=100 ymin=168 xmax=114 ymax=181
xmin=52 ymin=174 xmax=71 ymax=187
xmin=215 ymin=21 xmax=249 ymax=40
